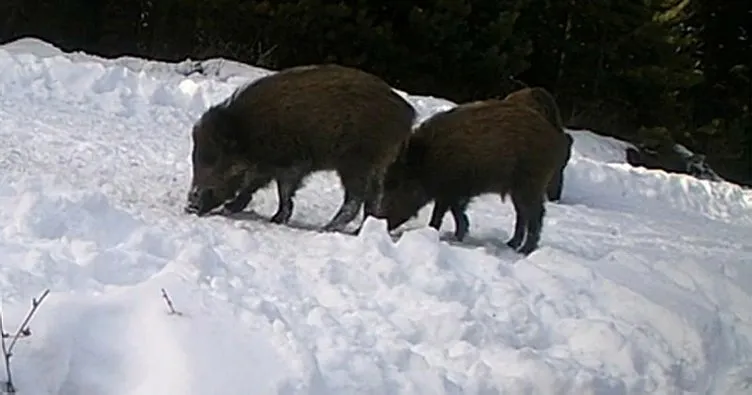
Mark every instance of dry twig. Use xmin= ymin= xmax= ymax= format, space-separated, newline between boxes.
xmin=1 ymin=289 xmax=51 ymax=393
xmin=161 ymin=288 xmax=182 ymax=316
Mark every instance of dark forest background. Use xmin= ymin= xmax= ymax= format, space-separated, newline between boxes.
xmin=1 ymin=0 xmax=750 ymax=185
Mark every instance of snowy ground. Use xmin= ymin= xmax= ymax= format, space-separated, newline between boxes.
xmin=1 ymin=37 xmax=752 ymax=395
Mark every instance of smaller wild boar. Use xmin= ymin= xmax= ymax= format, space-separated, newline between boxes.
xmin=503 ymin=86 xmax=573 ymax=202
xmin=184 ymin=63 xmax=416 ymax=233
xmin=380 ymin=100 xmax=571 ymax=255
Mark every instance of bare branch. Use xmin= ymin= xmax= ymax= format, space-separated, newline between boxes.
xmin=161 ymin=288 xmax=183 ymax=316
xmin=1 ymin=289 xmax=51 ymax=393
xmin=0 ymin=306 xmax=13 ymax=394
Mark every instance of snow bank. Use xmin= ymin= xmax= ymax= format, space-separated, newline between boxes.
xmin=562 ymin=151 xmax=752 ymax=225
xmin=1 ymin=37 xmax=751 ymax=395
xmin=0 ymin=36 xmax=273 ymax=83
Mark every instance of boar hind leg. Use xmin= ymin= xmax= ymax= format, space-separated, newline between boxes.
xmin=270 ymin=167 xmax=307 ymax=224
xmin=507 ymin=188 xmax=546 ymax=255
xmin=517 ymin=195 xmax=545 ymax=255
xmin=449 ymin=198 xmax=470 ymax=241
xmin=546 ymin=169 xmax=564 ymax=202
xmin=363 ymin=168 xmax=386 ymax=220
xmin=547 ymin=133 xmax=572 ymax=202
xmin=506 ymin=192 xmax=528 ymax=251
xmin=323 ymin=170 xmax=369 ymax=232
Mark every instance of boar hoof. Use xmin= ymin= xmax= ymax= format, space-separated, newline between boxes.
xmin=220 ymin=201 xmax=245 ymax=216
xmin=321 ymin=222 xmax=346 ymax=233
xmin=219 ymin=205 xmax=235 ymax=216
xmin=506 ymin=238 xmax=522 ymax=250
xmin=517 ymin=243 xmax=537 ymax=256
xmin=270 ymin=210 xmax=292 ymax=224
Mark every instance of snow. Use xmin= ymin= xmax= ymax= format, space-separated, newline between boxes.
xmin=1 ymin=37 xmax=752 ymax=395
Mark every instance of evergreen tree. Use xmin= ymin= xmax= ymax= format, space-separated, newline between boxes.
xmin=681 ymin=0 xmax=751 ymax=184
xmin=517 ymin=0 xmax=701 ymax=140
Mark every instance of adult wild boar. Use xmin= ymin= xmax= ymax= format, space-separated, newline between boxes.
xmin=380 ymin=100 xmax=571 ymax=255
xmin=184 ymin=64 xmax=417 ymax=232
xmin=503 ymin=86 xmax=573 ymax=202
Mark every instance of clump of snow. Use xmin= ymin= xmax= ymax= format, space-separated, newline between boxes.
xmin=0 ymin=36 xmax=751 ymax=395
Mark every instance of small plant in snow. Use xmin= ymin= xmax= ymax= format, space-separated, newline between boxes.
xmin=0 ymin=289 xmax=50 ymax=394
xmin=161 ymin=288 xmax=183 ymax=316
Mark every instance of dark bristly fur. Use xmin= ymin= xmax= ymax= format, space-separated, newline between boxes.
xmin=380 ymin=100 xmax=570 ymax=255
xmin=503 ymin=87 xmax=573 ymax=202
xmin=184 ymin=64 xmax=416 ymax=232
xmin=503 ymin=87 xmax=564 ymax=130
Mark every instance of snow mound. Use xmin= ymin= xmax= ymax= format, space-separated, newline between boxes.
xmin=562 ymin=153 xmax=752 ymax=225
xmin=0 ymin=36 xmax=751 ymax=395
